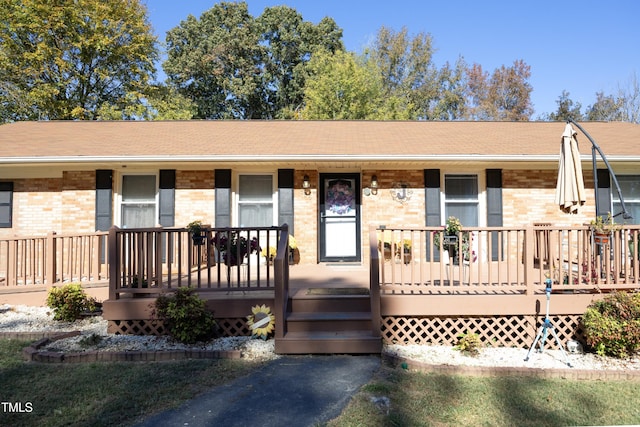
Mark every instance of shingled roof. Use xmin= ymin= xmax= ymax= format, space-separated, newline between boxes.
xmin=1 ymin=120 xmax=639 ymax=163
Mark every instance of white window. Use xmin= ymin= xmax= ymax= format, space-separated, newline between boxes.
xmin=613 ymin=175 xmax=640 ymax=224
xmin=444 ymin=174 xmax=479 ymax=226
xmin=237 ymin=174 xmax=274 ymax=227
xmin=120 ymin=175 xmax=157 ymax=228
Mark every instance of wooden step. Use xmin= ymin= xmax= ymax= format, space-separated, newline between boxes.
xmin=290 ymin=295 xmax=371 ymax=312
xmin=285 ymin=311 xmax=372 ymax=332
xmin=275 ymin=331 xmax=382 ymax=354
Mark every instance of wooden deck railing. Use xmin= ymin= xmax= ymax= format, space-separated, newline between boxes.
xmin=373 ymin=224 xmax=640 ymax=295
xmin=274 ymin=224 xmax=290 ymax=341
xmin=107 ymin=225 xmax=287 ymax=299
xmin=0 ymin=231 xmax=109 ymax=287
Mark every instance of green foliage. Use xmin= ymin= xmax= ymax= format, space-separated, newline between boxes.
xmin=0 ymin=0 xmax=158 ymax=122
xmin=154 ymin=287 xmax=217 ymax=344
xmin=301 ymin=49 xmax=409 ymax=120
xmin=163 ymin=1 xmax=344 ymax=119
xmin=582 ymin=292 xmax=640 ymax=358
xmin=96 ymin=85 xmax=196 ymax=121
xmin=454 ymin=331 xmax=482 ymax=356
xmin=46 ymin=283 xmax=97 ymax=322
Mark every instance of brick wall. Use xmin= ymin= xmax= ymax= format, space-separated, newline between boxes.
xmin=175 ymin=170 xmax=215 ymax=228
xmin=503 ymin=169 xmax=595 ymax=228
xmin=0 ymin=167 xmax=599 ymax=265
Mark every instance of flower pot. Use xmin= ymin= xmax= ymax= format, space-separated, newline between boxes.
xmin=192 ymin=233 xmax=206 ymax=246
xmin=594 ymin=232 xmax=610 ymax=245
xmin=402 ymin=251 xmax=412 ymax=264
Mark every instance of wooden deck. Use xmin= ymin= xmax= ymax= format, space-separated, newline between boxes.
xmin=4 ymin=224 xmax=640 ymax=354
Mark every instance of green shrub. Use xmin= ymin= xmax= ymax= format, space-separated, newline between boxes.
xmin=154 ymin=287 xmax=217 ymax=344
xmin=582 ymin=291 xmax=640 ymax=358
xmin=454 ymin=331 xmax=482 ymax=356
xmin=46 ymin=283 xmax=97 ymax=322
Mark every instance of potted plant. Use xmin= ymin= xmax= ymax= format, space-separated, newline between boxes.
xmin=396 ymin=239 xmax=412 ymax=264
xmin=590 ymin=213 xmax=620 ymax=244
xmin=212 ymin=231 xmax=259 ymax=266
xmin=187 ymin=220 xmax=206 ymax=245
xmin=260 ymin=235 xmax=299 ymax=265
xmin=378 ymin=239 xmax=393 ymax=260
xmin=288 ymin=235 xmax=300 ymax=264
xmin=434 ymin=216 xmax=463 ymax=262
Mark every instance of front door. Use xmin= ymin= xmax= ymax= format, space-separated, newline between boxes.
xmin=319 ymin=173 xmax=361 ymax=262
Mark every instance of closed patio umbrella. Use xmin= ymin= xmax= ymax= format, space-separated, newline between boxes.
xmin=555 ymin=123 xmax=586 ymax=214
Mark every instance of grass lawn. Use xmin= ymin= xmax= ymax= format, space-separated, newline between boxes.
xmin=3 ymin=338 xmax=640 ymax=426
xmin=0 ymin=339 xmax=264 ymax=427
xmin=327 ymin=365 xmax=640 ymax=426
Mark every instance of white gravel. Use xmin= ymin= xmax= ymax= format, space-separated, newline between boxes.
xmin=2 ymin=304 xmax=640 ymax=370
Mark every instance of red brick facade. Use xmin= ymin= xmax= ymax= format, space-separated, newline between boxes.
xmin=0 ymin=167 xmax=599 ymax=265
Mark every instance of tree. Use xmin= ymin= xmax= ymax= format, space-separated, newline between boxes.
xmin=369 ymin=26 xmax=438 ymax=120
xmin=164 ymin=2 xmax=344 ymax=119
xmin=427 ymin=58 xmax=468 ymax=120
xmin=258 ymin=6 xmax=343 ymax=118
xmin=585 ymin=91 xmax=624 ymax=121
xmin=96 ymin=85 xmax=196 ymax=120
xmin=545 ymin=90 xmax=583 ymax=121
xmin=299 ymin=49 xmax=410 ymax=120
xmin=619 ymin=72 xmax=640 ymax=124
xmin=465 ymin=60 xmax=533 ymax=121
xmin=163 ymin=2 xmax=264 ymax=119
xmin=0 ymin=0 xmax=158 ymax=122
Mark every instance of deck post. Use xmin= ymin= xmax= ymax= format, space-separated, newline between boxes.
xmin=274 ymin=224 xmax=289 ymax=340
xmin=108 ymin=226 xmax=119 ymax=300
xmin=524 ymin=224 xmax=536 ymax=295
xmin=45 ymin=231 xmax=56 ymax=287
xmin=369 ymin=225 xmax=381 ymax=338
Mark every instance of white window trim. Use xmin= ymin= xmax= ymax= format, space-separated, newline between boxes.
xmin=114 ymin=170 xmax=159 ymax=227
xmin=232 ymin=172 xmax=278 ymax=227
xmin=441 ymin=171 xmax=487 ymax=227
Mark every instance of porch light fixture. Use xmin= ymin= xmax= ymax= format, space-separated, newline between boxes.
xmin=371 ymin=175 xmax=378 ymax=195
xmin=302 ymin=175 xmax=311 ymax=195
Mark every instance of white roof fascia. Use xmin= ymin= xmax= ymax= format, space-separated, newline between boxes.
xmin=0 ymin=154 xmax=639 ymax=164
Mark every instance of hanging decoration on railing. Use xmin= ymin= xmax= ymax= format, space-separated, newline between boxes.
xmin=390 ymin=182 xmax=412 ymax=204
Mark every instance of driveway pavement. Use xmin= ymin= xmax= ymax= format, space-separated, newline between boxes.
xmin=135 ymin=354 xmax=381 ymax=427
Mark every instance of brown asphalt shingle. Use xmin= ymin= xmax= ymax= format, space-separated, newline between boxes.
xmin=0 ymin=120 xmax=639 ymax=159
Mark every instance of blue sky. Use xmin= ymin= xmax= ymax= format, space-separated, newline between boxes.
xmin=143 ymin=0 xmax=640 ymax=118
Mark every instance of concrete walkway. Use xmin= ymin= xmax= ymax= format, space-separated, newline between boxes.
xmin=134 ymin=354 xmax=381 ymax=427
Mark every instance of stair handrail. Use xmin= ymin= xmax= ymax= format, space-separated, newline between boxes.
xmin=369 ymin=225 xmax=382 ymax=338
xmin=273 ymin=224 xmax=290 ymax=340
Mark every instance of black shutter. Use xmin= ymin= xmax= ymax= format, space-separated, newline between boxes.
xmin=158 ymin=170 xmax=175 ymax=227
xmin=424 ymin=169 xmax=441 ymax=260
xmin=278 ymin=169 xmax=294 ymax=234
xmin=486 ymin=169 xmax=503 ymax=261
xmin=95 ymin=170 xmax=112 ymax=231
xmin=215 ymin=169 xmax=232 ymax=227
xmin=596 ymin=168 xmax=611 ymax=218
xmin=0 ymin=182 xmax=13 ymax=228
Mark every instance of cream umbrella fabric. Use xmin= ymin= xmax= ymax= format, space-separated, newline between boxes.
xmin=555 ymin=123 xmax=586 ymax=214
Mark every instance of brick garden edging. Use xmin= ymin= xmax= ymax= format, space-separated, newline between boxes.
xmin=5 ymin=331 xmax=640 ymax=379
xmin=0 ymin=331 xmax=241 ymax=363
xmin=382 ymin=353 xmax=640 ymax=381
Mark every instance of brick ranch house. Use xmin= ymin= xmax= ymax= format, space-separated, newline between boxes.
xmin=1 ymin=120 xmax=639 ymax=353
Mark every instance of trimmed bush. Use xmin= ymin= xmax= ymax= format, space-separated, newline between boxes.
xmin=46 ymin=283 xmax=97 ymax=322
xmin=582 ymin=291 xmax=640 ymax=358
xmin=154 ymin=287 xmax=217 ymax=344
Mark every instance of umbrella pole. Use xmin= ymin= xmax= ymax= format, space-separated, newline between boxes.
xmin=568 ymin=119 xmax=632 ymax=220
